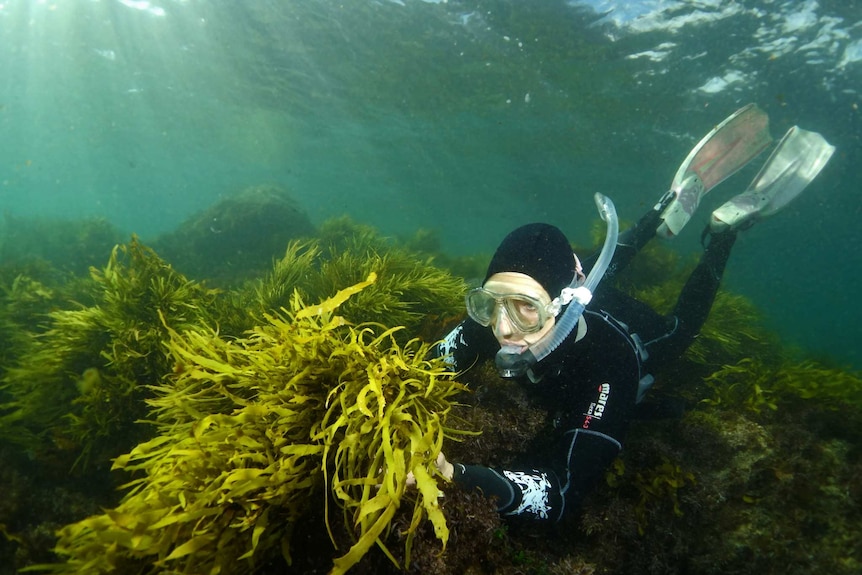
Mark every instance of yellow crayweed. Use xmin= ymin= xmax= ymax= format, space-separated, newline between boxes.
xmin=47 ymin=275 xmax=468 ymax=575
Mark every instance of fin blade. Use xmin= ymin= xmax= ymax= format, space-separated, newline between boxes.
xmin=658 ymin=104 xmax=773 ymax=239
xmin=671 ymin=103 xmax=773 ymax=194
xmin=747 ymin=126 xmax=836 ymax=218
xmin=709 ymin=126 xmax=835 ymax=232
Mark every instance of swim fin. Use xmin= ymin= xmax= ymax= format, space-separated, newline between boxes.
xmin=709 ymin=126 xmax=835 ymax=233
xmin=656 ymin=104 xmax=773 ymax=238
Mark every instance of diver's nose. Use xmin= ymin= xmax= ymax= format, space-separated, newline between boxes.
xmin=492 ymin=306 xmax=516 ymax=340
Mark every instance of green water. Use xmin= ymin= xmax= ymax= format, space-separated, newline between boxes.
xmin=1 ymin=0 xmax=860 ymax=366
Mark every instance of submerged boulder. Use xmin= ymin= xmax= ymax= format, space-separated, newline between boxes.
xmin=152 ymin=184 xmax=315 ymax=282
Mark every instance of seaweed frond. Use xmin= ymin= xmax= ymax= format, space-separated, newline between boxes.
xmin=47 ymin=274 xmax=468 ymax=574
xmin=0 ymin=238 xmax=223 ymax=470
xmin=250 ymin=220 xmax=467 ymax=341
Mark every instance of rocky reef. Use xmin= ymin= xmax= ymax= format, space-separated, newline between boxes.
xmin=0 ymin=199 xmax=859 ymax=574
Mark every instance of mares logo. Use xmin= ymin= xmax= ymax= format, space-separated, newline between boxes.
xmin=582 ymin=382 xmax=611 ymax=429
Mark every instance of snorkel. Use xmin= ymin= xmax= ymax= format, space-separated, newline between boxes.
xmin=495 ymin=193 xmax=619 ymax=378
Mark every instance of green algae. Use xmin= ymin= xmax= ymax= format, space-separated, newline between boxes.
xmin=0 ymin=211 xmax=861 ymax=575
xmin=0 ymin=238 xmax=223 ymax=471
xmin=45 ymin=275 xmax=467 ymax=575
xmin=251 ymin=217 xmax=468 ymax=341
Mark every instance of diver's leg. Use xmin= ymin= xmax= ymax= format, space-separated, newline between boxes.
xmin=642 ymin=230 xmax=737 ymax=366
xmin=583 ymin=203 xmax=665 ymax=280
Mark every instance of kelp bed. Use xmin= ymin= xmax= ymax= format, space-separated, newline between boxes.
xmin=0 ymin=215 xmax=861 ymax=575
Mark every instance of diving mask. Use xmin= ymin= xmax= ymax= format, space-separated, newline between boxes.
xmin=465 ymin=288 xmax=560 ymax=334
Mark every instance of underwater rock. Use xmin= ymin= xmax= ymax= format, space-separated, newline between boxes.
xmin=151 ymin=184 xmax=315 ymax=282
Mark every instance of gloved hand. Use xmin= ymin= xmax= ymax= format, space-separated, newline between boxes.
xmin=406 ymin=452 xmax=454 ymax=486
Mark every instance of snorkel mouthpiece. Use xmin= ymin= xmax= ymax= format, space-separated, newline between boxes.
xmin=495 ymin=345 xmax=537 ymax=378
xmin=495 ymin=193 xmax=619 ymax=379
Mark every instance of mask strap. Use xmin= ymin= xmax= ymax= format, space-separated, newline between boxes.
xmin=548 ymin=253 xmax=586 ymax=316
xmin=573 ymin=253 xmax=586 ymax=286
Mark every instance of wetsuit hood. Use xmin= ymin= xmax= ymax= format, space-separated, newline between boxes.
xmin=484 ymin=223 xmax=576 ymax=299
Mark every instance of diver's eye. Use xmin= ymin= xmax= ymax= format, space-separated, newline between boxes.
xmin=512 ymin=299 xmax=539 ymax=317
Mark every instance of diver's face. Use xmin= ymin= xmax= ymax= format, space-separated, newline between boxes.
xmin=482 ymin=272 xmax=557 ymax=349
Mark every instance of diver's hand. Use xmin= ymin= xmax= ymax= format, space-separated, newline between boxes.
xmin=406 ymin=452 xmax=455 ymax=487
xmin=434 ymin=451 xmax=455 ymax=481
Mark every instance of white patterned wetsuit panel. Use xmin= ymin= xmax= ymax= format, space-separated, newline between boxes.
xmin=502 ymin=470 xmax=553 ymax=519
xmin=438 ymin=324 xmax=465 ymax=368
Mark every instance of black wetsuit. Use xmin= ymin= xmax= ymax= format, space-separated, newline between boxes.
xmin=436 ymin=207 xmax=737 ymax=521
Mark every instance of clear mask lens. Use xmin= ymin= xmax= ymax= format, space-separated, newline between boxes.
xmin=465 ymin=288 xmax=552 ymax=334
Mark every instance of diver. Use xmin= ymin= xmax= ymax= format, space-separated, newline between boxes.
xmin=431 ymin=105 xmax=835 ymax=521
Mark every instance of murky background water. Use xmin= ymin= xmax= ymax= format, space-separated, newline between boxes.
xmin=1 ymin=0 xmax=859 ymax=367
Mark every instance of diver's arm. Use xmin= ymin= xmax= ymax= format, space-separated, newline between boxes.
xmin=449 ymin=336 xmax=638 ymax=521
xmin=451 ymin=463 xmax=566 ymax=521
xmin=447 ymin=429 xmax=622 ymax=522
xmin=433 ymin=318 xmax=499 ymax=372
